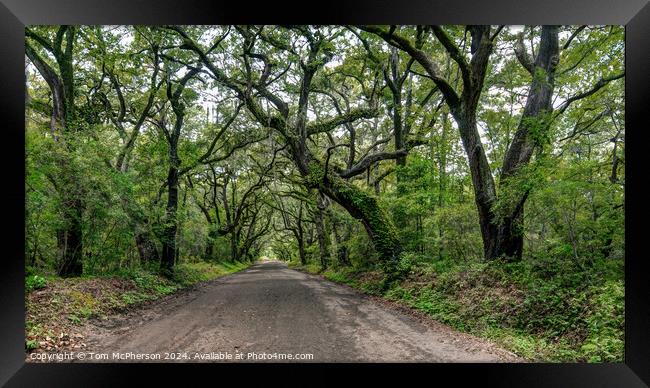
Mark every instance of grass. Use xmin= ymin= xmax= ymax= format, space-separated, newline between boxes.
xmin=25 ymin=260 xmax=252 ymax=353
xmin=291 ymin=256 xmax=624 ymax=363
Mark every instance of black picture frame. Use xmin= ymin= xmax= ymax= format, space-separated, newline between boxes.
xmin=1 ymin=1 xmax=648 ymax=386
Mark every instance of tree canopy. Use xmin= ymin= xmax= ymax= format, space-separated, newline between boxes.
xmin=26 ymin=25 xmax=623 ymax=279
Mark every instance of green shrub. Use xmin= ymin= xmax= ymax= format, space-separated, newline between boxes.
xmin=360 ymin=280 xmax=384 ymax=295
xmin=26 ymin=339 xmax=39 ymax=351
xmin=396 ymin=253 xmax=415 ymax=277
xmin=580 ymin=280 xmax=624 ymax=362
xmin=67 ymin=314 xmax=81 ymax=324
xmin=173 ymin=261 xmax=248 ymax=287
xmin=26 ymin=275 xmax=47 ymax=292
xmin=385 ymin=286 xmax=413 ymax=302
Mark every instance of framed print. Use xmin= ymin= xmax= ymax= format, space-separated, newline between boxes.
xmin=1 ymin=0 xmax=649 ymax=386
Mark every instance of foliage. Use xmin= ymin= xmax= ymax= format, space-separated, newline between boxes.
xmin=25 ymin=25 xmax=624 ymax=362
xmin=26 ymin=275 xmax=48 ymax=292
xmin=295 ymin=254 xmax=623 ymax=362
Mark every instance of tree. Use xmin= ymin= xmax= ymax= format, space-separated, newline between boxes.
xmin=361 ymin=25 xmax=623 ymax=261
xmin=26 ymin=26 xmax=85 ymax=276
xmin=193 ymin=142 xmax=282 ymax=262
xmin=153 ymin=60 xmax=201 ymax=275
xmin=24 ymin=25 xmax=624 ymax=281
xmin=270 ymin=192 xmax=309 ymax=265
xmin=313 ymin=192 xmax=331 ymax=269
xmin=90 ymin=26 xmax=163 ymax=264
xmin=166 ymin=26 xmax=407 ymax=270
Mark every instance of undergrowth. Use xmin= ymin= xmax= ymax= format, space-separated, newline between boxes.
xmin=25 ymin=260 xmax=251 ymax=353
xmin=292 ymin=255 xmax=623 ymax=362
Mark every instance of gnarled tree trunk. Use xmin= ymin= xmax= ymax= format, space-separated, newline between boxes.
xmin=314 ymin=193 xmax=330 ymax=269
xmin=305 ymin=163 xmax=402 ymax=268
xmin=26 ymin=26 xmax=84 ymax=276
xmin=161 ymin=152 xmax=179 ymax=275
xmin=363 ymin=25 xmax=561 ymax=262
xmin=490 ymin=25 xmax=559 ymax=261
xmin=158 ymin=65 xmax=199 ymax=275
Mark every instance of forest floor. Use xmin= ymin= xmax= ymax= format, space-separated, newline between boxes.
xmin=25 ymin=261 xmax=250 ymax=360
xmin=29 ymin=261 xmax=520 ymax=362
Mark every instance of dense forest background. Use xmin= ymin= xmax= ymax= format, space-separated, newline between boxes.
xmin=25 ymin=25 xmax=624 ymax=361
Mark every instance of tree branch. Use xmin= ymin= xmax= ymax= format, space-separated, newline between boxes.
xmin=358 ymin=26 xmax=461 ymax=111
xmin=514 ymin=33 xmax=534 ymax=75
xmin=306 ymin=107 xmax=377 ymax=136
xmin=338 ymin=149 xmax=408 ymax=178
xmin=555 ymin=72 xmax=625 ymax=115
xmin=562 ymin=25 xmax=587 ymax=50
xmin=25 ymin=28 xmax=55 ymax=54
xmin=431 ymin=26 xmax=471 ymax=90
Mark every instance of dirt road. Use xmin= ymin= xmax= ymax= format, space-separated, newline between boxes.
xmin=80 ymin=261 xmax=520 ymax=362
